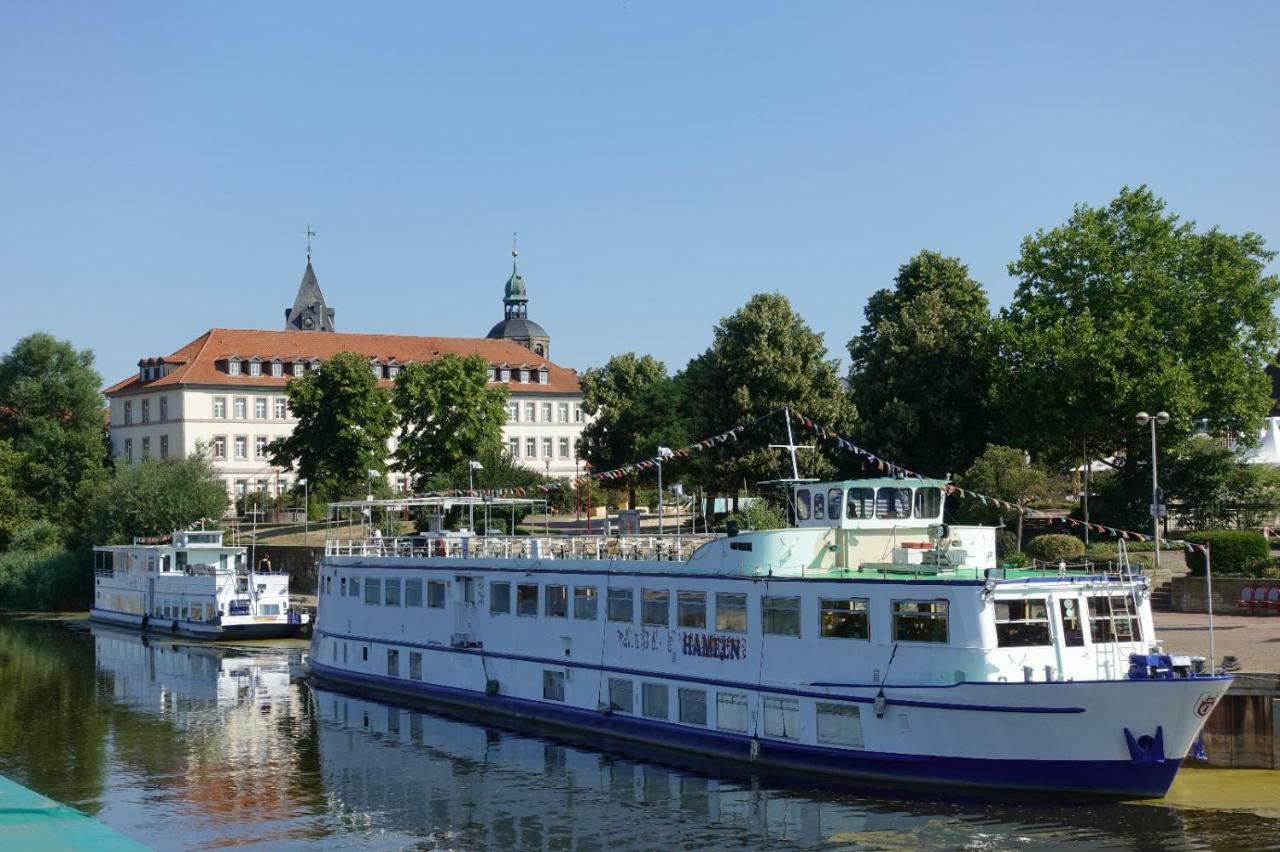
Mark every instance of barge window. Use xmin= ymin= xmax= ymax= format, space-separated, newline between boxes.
xmin=716 ymin=693 xmax=748 ymax=732
xmin=490 ymin=581 xmax=511 ymax=614
xmin=641 ymin=589 xmax=670 ymax=626
xmin=543 ymin=670 xmax=565 ymax=702
xmin=428 ymin=580 xmax=447 ymax=609
xmin=677 ymin=591 xmax=707 ymax=628
xmin=816 ymin=703 xmax=864 ymax=748
xmin=642 ymin=683 xmax=669 ymax=719
xmin=517 ymin=584 xmax=538 ymax=616
xmin=608 ymin=678 xmax=633 ymax=713
xmin=796 ymin=489 xmax=811 ymax=520
xmin=876 ymin=488 xmax=913 ymax=519
xmin=763 ymin=596 xmax=801 ymax=636
xmin=384 ymin=578 xmax=402 ymax=607
xmin=715 ymin=592 xmax=747 ymax=633
xmin=607 ymin=588 xmax=634 ymax=622
xmin=846 ymin=487 xmax=874 ymax=519
xmin=574 ymin=586 xmax=598 ymax=620
xmin=995 ymin=599 xmax=1051 ymax=647
xmin=405 ymin=578 xmax=423 ymax=607
xmin=408 ymin=652 xmax=422 ymax=680
xmin=893 ymin=600 xmax=949 ymax=643
xmin=545 ymin=585 xmax=568 ymax=618
xmin=812 ymin=492 xmax=826 ymax=520
xmin=827 ymin=488 xmax=843 ymax=520
xmin=679 ymin=688 xmax=708 ymax=726
xmin=349 ymin=577 xmax=359 ymax=599
xmin=913 ymin=487 xmax=942 ymax=519
xmin=364 ymin=578 xmax=381 ymax=606
xmin=1059 ymin=599 xmax=1085 ymax=646
xmin=763 ymin=697 xmax=799 ymax=740
xmin=387 ymin=649 xmax=399 ymax=677
xmin=1089 ymin=594 xmax=1141 ymax=644
xmin=820 ymin=598 xmax=869 ymax=639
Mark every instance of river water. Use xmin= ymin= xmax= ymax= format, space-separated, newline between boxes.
xmin=1 ymin=615 xmax=1276 ymax=851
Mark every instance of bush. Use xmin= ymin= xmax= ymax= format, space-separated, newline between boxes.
xmin=1184 ymin=530 xmax=1270 ymax=576
xmin=1025 ymin=534 xmax=1085 ymax=563
xmin=0 ymin=549 xmax=92 ymax=611
xmin=995 ymin=530 xmax=1019 ymax=559
xmin=723 ymin=499 xmax=787 ymax=532
xmin=10 ymin=519 xmax=63 ymax=553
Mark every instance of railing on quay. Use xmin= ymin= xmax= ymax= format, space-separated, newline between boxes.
xmin=324 ymin=534 xmax=721 ymax=564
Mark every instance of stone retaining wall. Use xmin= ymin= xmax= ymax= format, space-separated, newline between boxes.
xmin=246 ymin=544 xmax=323 ymax=595
xmin=1170 ymin=575 xmax=1280 ymax=615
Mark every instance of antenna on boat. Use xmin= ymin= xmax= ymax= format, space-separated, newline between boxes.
xmin=761 ymin=407 xmax=819 ymax=487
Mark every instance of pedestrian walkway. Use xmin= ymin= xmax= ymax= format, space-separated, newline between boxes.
xmin=1155 ymin=611 xmax=1280 ymax=671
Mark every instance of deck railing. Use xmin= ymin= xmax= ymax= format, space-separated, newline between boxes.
xmin=324 ymin=534 xmax=721 ymax=563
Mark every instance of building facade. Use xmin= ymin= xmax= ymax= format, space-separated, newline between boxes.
xmin=104 ymin=257 xmax=587 ymax=498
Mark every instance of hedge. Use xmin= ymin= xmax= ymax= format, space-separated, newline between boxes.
xmin=0 ymin=549 xmax=92 ymax=611
xmin=1184 ymin=530 xmax=1270 ymax=576
xmin=1025 ymin=534 xmax=1085 ymax=563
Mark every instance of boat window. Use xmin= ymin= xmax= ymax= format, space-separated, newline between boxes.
xmin=543 ymin=670 xmax=565 ymax=702
xmin=545 ymin=585 xmax=568 ymax=618
xmin=408 ymin=652 xmax=422 ymax=680
xmin=516 ymin=584 xmax=538 ymax=616
xmin=607 ymin=588 xmax=633 ymax=622
xmin=405 ymin=578 xmax=423 ymax=607
xmin=893 ymin=600 xmax=949 ymax=643
xmin=816 ymin=703 xmax=864 ymax=748
xmin=876 ymin=488 xmax=913 ymax=519
xmin=812 ymin=492 xmax=826 ymax=520
xmin=994 ymin=599 xmax=1051 ymax=647
xmin=574 ymin=586 xmax=598 ymax=619
xmin=913 ymin=487 xmax=942 ymax=519
xmin=678 ymin=688 xmax=708 ymax=726
xmin=820 ymin=598 xmax=869 ymax=639
xmin=715 ymin=592 xmax=747 ymax=633
xmin=762 ymin=596 xmax=801 ymax=636
xmin=608 ymin=678 xmax=633 ymax=713
xmin=642 ymin=683 xmax=669 ymax=719
xmin=387 ymin=649 xmax=400 ymax=677
xmin=490 ymin=581 xmax=511 ymax=614
xmin=677 ymin=591 xmax=707 ymax=628
xmin=716 ymin=693 xmax=748 ymax=732
xmin=796 ymin=489 xmax=811 ymax=520
xmin=364 ymin=578 xmax=381 ymax=606
xmin=427 ymin=580 xmax=447 ymax=609
xmin=384 ymin=578 xmax=402 ymax=607
xmin=846 ymin=487 xmax=874 ymax=519
xmin=763 ymin=697 xmax=799 ymax=740
xmin=1059 ymin=599 xmax=1085 ymax=647
xmin=259 ymin=603 xmax=279 ymax=616
xmin=1089 ymin=594 xmax=1141 ymax=644
xmin=340 ymin=577 xmax=347 ymax=597
xmin=827 ymin=488 xmax=843 ymax=520
xmin=641 ymin=589 xmax=670 ymax=626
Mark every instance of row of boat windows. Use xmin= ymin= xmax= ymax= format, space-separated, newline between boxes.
xmin=796 ymin=486 xmax=943 ymax=521
xmin=995 ymin=596 xmax=1142 ymax=648
xmin=335 ymin=574 xmax=950 ymax=644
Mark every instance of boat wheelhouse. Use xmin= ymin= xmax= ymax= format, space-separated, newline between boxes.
xmin=92 ymin=529 xmax=309 ymax=640
xmin=306 ymin=481 xmax=1229 ymax=797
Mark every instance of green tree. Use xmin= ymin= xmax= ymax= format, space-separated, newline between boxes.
xmin=956 ymin=444 xmax=1052 ymax=552
xmin=392 ymin=354 xmax=509 ymax=489
xmin=993 ymin=186 xmax=1279 ymax=527
xmin=83 ymin=455 xmax=228 ymax=544
xmin=682 ymin=293 xmax=855 ymax=503
xmin=0 ymin=333 xmax=109 ymax=530
xmin=268 ymin=351 xmax=395 ymax=498
xmin=0 ymin=439 xmax=36 ymax=551
xmin=847 ymin=251 xmax=994 ymax=478
xmin=1165 ymin=436 xmax=1280 ymax=530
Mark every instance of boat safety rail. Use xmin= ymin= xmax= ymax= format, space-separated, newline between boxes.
xmin=1025 ymin=557 xmax=1147 ymax=583
xmin=324 ymin=534 xmax=721 ymax=563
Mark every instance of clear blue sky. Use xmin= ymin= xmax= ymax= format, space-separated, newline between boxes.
xmin=2 ymin=3 xmax=1277 ymax=387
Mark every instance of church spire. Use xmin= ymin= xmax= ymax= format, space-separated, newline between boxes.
xmin=284 ymin=237 xmax=336 ymax=331
xmin=487 ymin=238 xmax=550 ymax=358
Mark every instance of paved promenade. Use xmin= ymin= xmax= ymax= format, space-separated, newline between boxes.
xmin=1155 ymin=610 xmax=1280 ymax=672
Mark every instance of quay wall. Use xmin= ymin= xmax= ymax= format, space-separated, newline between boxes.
xmin=1170 ymin=576 xmax=1280 ymax=616
xmin=1200 ymin=674 xmax=1280 ymax=769
xmin=249 ymin=545 xmax=322 ymax=595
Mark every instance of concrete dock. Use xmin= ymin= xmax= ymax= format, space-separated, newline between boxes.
xmin=0 ymin=774 xmax=146 ymax=850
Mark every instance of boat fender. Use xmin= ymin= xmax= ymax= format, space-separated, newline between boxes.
xmin=171 ymin=620 xmax=179 ymax=634
xmin=485 ymin=679 xmax=500 ymax=696
xmin=874 ymin=690 xmax=887 ymax=718
xmin=749 ymin=738 xmax=761 ymax=761
xmin=141 ymin=614 xmax=149 ymax=631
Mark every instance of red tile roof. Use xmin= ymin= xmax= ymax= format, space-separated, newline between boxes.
xmin=104 ymin=328 xmax=581 ymax=396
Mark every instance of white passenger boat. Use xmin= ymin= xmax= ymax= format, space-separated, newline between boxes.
xmin=92 ymin=530 xmax=309 ymax=640
xmin=307 ymin=480 xmax=1229 ymax=798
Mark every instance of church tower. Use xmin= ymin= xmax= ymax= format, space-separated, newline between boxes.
xmin=284 ymin=259 xmax=336 ymax=332
xmin=486 ymin=248 xmax=550 ymax=358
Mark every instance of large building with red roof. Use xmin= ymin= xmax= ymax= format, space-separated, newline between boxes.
xmin=104 ymin=255 xmax=586 ymax=498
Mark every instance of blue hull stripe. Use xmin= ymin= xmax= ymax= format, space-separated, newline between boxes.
xmin=313 ymin=628 xmax=1085 ymax=715
xmin=307 ymin=658 xmax=1183 ymax=797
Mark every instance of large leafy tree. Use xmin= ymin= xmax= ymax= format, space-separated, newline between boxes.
xmin=0 ymin=333 xmax=109 ymax=529
xmin=0 ymin=439 xmax=37 ymax=550
xmin=955 ymin=444 xmax=1053 ymax=551
xmin=994 ymin=186 xmax=1280 ymax=527
xmin=268 ymin=351 xmax=395 ymax=498
xmin=392 ymin=354 xmax=509 ymax=489
xmin=847 ymin=251 xmax=994 ymax=478
xmin=82 ymin=454 xmax=229 ymax=544
xmin=682 ymin=293 xmax=855 ymax=497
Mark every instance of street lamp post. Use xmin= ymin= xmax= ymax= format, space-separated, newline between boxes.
xmin=298 ymin=477 xmax=308 ymax=547
xmin=657 ymin=447 xmax=674 ymax=537
xmin=468 ymin=460 xmax=484 ymax=532
xmin=1135 ymin=411 xmax=1170 ymax=569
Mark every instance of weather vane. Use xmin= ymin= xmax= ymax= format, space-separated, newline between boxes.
xmin=512 ymin=230 xmax=518 ymax=258
xmin=306 ymin=224 xmax=316 ymax=261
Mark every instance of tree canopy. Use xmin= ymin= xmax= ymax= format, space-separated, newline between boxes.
xmin=847 ymin=250 xmax=993 ymax=478
xmin=83 ymin=455 xmax=228 ymax=544
xmin=268 ymin=351 xmax=396 ymax=498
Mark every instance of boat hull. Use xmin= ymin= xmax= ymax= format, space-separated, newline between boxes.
xmin=90 ymin=608 xmax=308 ymax=641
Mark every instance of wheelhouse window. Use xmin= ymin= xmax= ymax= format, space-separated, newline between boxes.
xmin=795 ymin=489 xmax=811 ymax=520
xmin=490 ymin=581 xmax=511 ymax=614
xmin=641 ymin=589 xmax=669 ymax=626
xmin=913 ymin=487 xmax=943 ymax=519
xmin=995 ymin=599 xmax=1051 ymax=647
xmin=405 ymin=578 xmax=423 ymax=607
xmin=574 ymin=586 xmax=597 ymax=620
xmin=516 ymin=583 xmax=538 ymax=616
xmin=812 ymin=491 xmax=825 ymax=520
xmin=427 ymin=580 xmax=446 ymax=608
xmin=1089 ymin=594 xmax=1141 ymax=644
xmin=820 ymin=598 xmax=869 ymax=639
xmin=827 ymin=488 xmax=843 ymax=520
xmin=876 ymin=488 xmax=913 ymax=519
xmin=893 ymin=600 xmax=948 ymax=643
xmin=677 ymin=591 xmax=707 ymax=628
xmin=607 ymin=587 xmax=634 ymax=622
xmin=846 ymin=487 xmax=874 ymax=519
xmin=545 ymin=584 xmax=568 ymax=618
xmin=1059 ymin=599 xmax=1085 ymax=646
xmin=364 ymin=578 xmax=381 ymax=606
xmin=715 ymin=592 xmax=747 ymax=633
xmin=763 ymin=596 xmax=801 ymax=636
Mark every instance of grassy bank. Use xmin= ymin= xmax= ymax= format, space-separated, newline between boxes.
xmin=0 ymin=549 xmax=92 ymax=611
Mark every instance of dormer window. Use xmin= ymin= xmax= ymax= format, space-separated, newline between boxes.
xmin=500 ymin=367 xmax=510 ymax=382
xmin=248 ymin=361 xmax=262 ymax=377
xmin=518 ymin=369 xmax=528 ymax=383
xmin=292 ymin=362 xmax=305 ymax=377
xmin=539 ymin=367 xmax=549 ymax=384
xmin=388 ymin=365 xmax=400 ymax=379
xmin=371 ymin=362 xmax=382 ymax=379
xmin=271 ymin=361 xmax=283 ymax=378
xmin=488 ymin=367 xmax=497 ymax=382
xmin=228 ymin=360 xmax=242 ymax=376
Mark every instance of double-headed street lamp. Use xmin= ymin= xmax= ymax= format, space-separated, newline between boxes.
xmin=1135 ymin=411 xmax=1170 ymax=569
xmin=468 ymin=460 xmax=484 ymax=532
